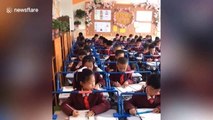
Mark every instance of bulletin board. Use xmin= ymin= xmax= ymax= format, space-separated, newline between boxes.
xmin=85 ymin=2 xmax=159 ymax=37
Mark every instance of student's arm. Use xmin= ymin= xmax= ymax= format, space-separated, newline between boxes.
xmin=90 ymin=93 xmax=111 ymax=115
xmin=126 ymin=73 xmax=134 ymax=84
xmin=124 ymin=95 xmax=137 ymax=113
xmin=109 ymin=74 xmax=121 ymax=87
xmin=153 ymin=95 xmax=161 ymax=113
xmin=60 ymin=94 xmax=75 ymax=116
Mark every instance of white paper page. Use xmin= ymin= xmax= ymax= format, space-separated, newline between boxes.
xmin=129 ymin=84 xmax=142 ymax=91
xmin=66 ymin=73 xmax=74 ymax=78
xmin=69 ymin=110 xmax=95 ymax=120
xmin=94 ymin=22 xmax=111 ymax=32
xmin=136 ymin=11 xmax=152 ymax=22
xmin=132 ymin=73 xmax=142 ymax=77
xmin=95 ymin=109 xmax=118 ymax=120
xmin=127 ymin=108 xmax=161 ymax=120
xmin=95 ymin=10 xmax=101 ymax=20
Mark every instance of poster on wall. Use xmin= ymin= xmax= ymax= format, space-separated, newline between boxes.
xmin=94 ymin=22 xmax=111 ymax=32
xmin=136 ymin=11 xmax=153 ymax=22
xmin=135 ymin=23 xmax=152 ymax=33
xmin=94 ymin=10 xmax=111 ymax=20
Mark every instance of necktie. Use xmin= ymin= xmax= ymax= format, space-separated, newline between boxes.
xmin=120 ymin=74 xmax=125 ymax=84
xmin=83 ymin=95 xmax=90 ymax=109
xmin=148 ymin=97 xmax=155 ymax=104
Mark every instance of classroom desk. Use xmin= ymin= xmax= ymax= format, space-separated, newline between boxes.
xmin=54 ymin=109 xmax=118 ymax=120
xmin=127 ymin=108 xmax=161 ymax=120
xmin=59 ymin=87 xmax=109 ymax=104
xmin=114 ymin=82 xmax=146 ymax=95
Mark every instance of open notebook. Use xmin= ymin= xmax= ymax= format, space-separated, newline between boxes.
xmin=127 ymin=108 xmax=161 ymax=120
xmin=69 ymin=109 xmax=118 ymax=120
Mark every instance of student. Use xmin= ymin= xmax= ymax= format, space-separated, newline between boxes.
xmin=78 ymin=55 xmax=105 ymax=89
xmin=113 ymin=33 xmax=120 ymax=42
xmin=154 ymin=38 xmax=161 ymax=53
xmin=131 ymin=39 xmax=143 ymax=53
xmin=106 ymin=50 xmax=125 ymax=72
xmin=83 ymin=45 xmax=92 ymax=55
xmin=144 ymin=44 xmax=160 ymax=62
xmin=73 ymin=41 xmax=85 ymax=56
xmin=77 ymin=32 xmax=85 ymax=42
xmin=124 ymin=74 xmax=160 ymax=115
xmin=109 ymin=57 xmax=133 ymax=87
xmin=91 ymin=34 xmax=99 ymax=43
xmin=127 ymin=34 xmax=134 ymax=42
xmin=68 ymin=50 xmax=87 ymax=71
xmin=145 ymin=35 xmax=152 ymax=43
xmin=61 ymin=69 xmax=111 ymax=117
xmin=104 ymin=40 xmax=113 ymax=55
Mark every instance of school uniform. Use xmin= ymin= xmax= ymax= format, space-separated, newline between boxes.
xmin=124 ymin=88 xmax=160 ymax=113
xmin=68 ymin=59 xmax=82 ymax=71
xmin=131 ymin=46 xmax=143 ymax=54
xmin=61 ymin=90 xmax=111 ymax=116
xmin=94 ymin=72 xmax=105 ymax=87
xmin=144 ymin=52 xmax=160 ymax=62
xmin=109 ymin=66 xmax=134 ymax=86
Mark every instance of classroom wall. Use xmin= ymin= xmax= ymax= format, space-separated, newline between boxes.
xmin=60 ymin=0 xmax=74 ymax=31
xmin=72 ymin=0 xmax=160 ymax=38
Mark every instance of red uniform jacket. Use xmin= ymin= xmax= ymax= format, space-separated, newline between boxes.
xmin=124 ymin=89 xmax=160 ymax=113
xmin=109 ymin=66 xmax=134 ymax=86
xmin=61 ymin=91 xmax=111 ymax=116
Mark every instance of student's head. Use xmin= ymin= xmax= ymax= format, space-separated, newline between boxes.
xmin=84 ymin=45 xmax=92 ymax=55
xmin=115 ymin=33 xmax=120 ymax=39
xmin=79 ymin=32 xmax=83 ymax=37
xmin=78 ymin=50 xmax=87 ymax=61
xmin=154 ymin=39 xmax=161 ymax=47
xmin=134 ymin=35 xmax=139 ymax=39
xmin=138 ymin=36 xmax=143 ymax=40
xmin=129 ymin=34 xmax=133 ymax=38
xmin=143 ymin=43 xmax=149 ymax=53
xmin=82 ymin=55 xmax=95 ymax=71
xmin=123 ymin=36 xmax=127 ymax=41
xmin=136 ymin=39 xmax=142 ymax=48
xmin=106 ymin=40 xmax=113 ymax=48
xmin=75 ymin=69 xmax=95 ymax=90
xmin=116 ymin=57 xmax=128 ymax=72
xmin=115 ymin=50 xmax=125 ymax=59
xmin=149 ymin=44 xmax=156 ymax=54
xmin=146 ymin=74 xmax=160 ymax=96
xmin=103 ymin=38 xmax=108 ymax=47
xmin=113 ymin=44 xmax=122 ymax=52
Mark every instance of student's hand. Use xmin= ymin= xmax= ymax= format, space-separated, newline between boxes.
xmin=153 ymin=107 xmax=160 ymax=113
xmin=86 ymin=110 xmax=95 ymax=117
xmin=68 ymin=63 xmax=73 ymax=67
xmin=94 ymin=84 xmax=100 ymax=90
xmin=114 ymin=82 xmax=121 ymax=87
xmin=129 ymin=108 xmax=136 ymax=115
xmin=109 ymin=69 xmax=114 ymax=72
xmin=122 ymin=81 xmax=129 ymax=87
xmin=147 ymin=58 xmax=152 ymax=62
xmin=72 ymin=110 xmax=79 ymax=117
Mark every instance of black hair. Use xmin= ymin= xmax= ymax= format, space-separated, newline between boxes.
xmin=82 ymin=55 xmax=95 ymax=66
xmin=117 ymin=57 xmax=128 ymax=64
xmin=78 ymin=49 xmax=87 ymax=56
xmin=146 ymin=74 xmax=160 ymax=89
xmin=106 ymin=40 xmax=113 ymax=46
xmin=134 ymin=35 xmax=139 ymax=39
xmin=116 ymin=33 xmax=119 ymax=36
xmin=149 ymin=44 xmax=155 ymax=49
xmin=113 ymin=44 xmax=122 ymax=49
xmin=103 ymin=38 xmax=108 ymax=43
xmin=84 ymin=45 xmax=91 ymax=53
xmin=79 ymin=32 xmax=83 ymax=36
xmin=115 ymin=50 xmax=125 ymax=57
xmin=136 ymin=39 xmax=142 ymax=43
xmin=129 ymin=34 xmax=133 ymax=37
xmin=138 ymin=36 xmax=143 ymax=39
xmin=94 ymin=34 xmax=99 ymax=37
xmin=143 ymin=43 xmax=150 ymax=49
xmin=73 ymin=69 xmax=94 ymax=90
xmin=155 ymin=37 xmax=160 ymax=41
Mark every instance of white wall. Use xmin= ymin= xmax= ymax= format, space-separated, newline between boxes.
xmin=60 ymin=0 xmax=74 ymax=30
